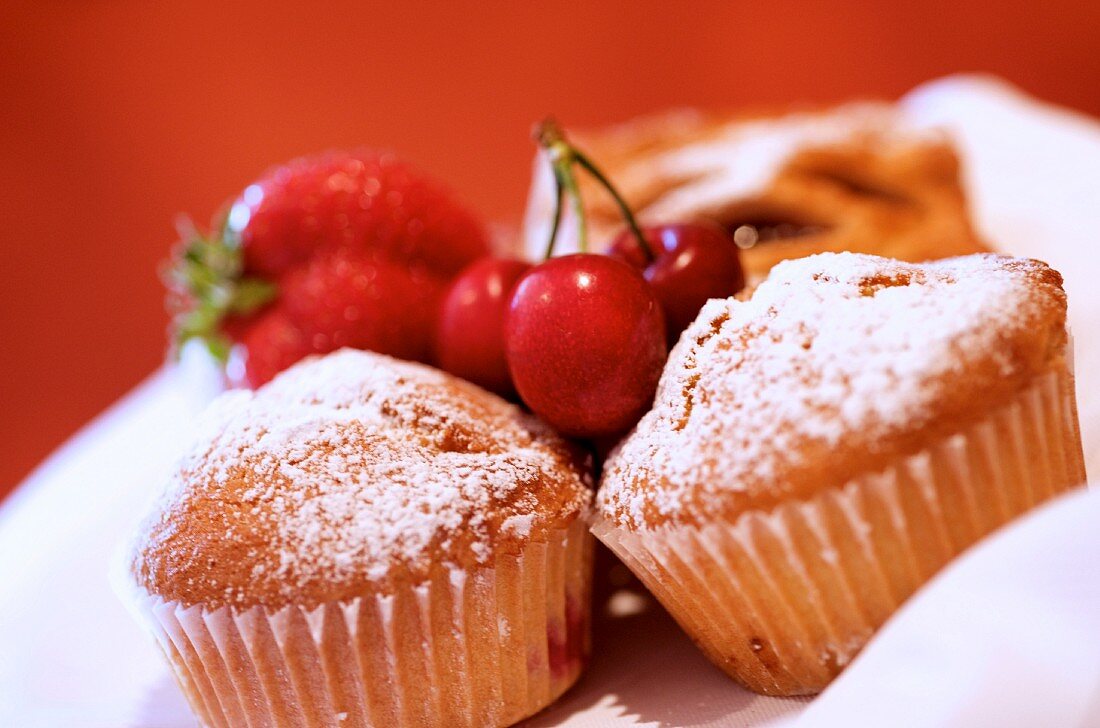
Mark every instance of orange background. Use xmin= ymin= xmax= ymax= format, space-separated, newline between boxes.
xmin=1 ymin=1 xmax=1098 ymax=496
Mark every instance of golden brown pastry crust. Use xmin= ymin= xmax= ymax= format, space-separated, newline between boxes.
xmin=132 ymin=349 xmax=593 ymax=610
xmin=522 ymin=104 xmax=987 ymax=278
xmin=598 ymin=253 xmax=1067 ymax=530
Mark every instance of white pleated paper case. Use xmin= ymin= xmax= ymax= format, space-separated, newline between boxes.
xmin=594 ymin=358 xmax=1084 ymax=696
xmin=116 ymin=520 xmax=594 ymax=728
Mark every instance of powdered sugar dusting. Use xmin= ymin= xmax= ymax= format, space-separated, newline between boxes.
xmin=135 ymin=349 xmax=592 ymax=607
xmin=599 ymin=252 xmax=1066 ymax=528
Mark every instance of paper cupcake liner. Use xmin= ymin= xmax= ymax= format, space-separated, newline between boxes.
xmin=125 ymin=520 xmax=594 ymax=728
xmin=593 ymin=363 xmax=1086 ymax=696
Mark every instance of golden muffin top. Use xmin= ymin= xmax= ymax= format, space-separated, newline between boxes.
xmin=598 ymin=252 xmax=1067 ymax=530
xmin=131 ymin=349 xmax=592 ymax=610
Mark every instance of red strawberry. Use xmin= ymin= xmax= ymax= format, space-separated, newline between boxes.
xmin=166 ymin=150 xmax=490 ymax=387
xmin=252 ymin=251 xmax=446 ymax=385
xmin=236 ymin=308 xmax=311 ymax=388
xmin=227 ymin=150 xmax=490 ymax=279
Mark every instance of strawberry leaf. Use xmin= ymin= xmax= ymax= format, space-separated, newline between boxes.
xmin=230 ymin=277 xmax=278 ymax=313
xmin=164 ymin=218 xmax=276 ymax=362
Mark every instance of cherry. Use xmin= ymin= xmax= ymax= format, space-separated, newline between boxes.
xmin=608 ymin=222 xmax=745 ymax=343
xmin=505 ymin=254 xmax=666 ymax=438
xmin=435 ymin=257 xmax=531 ymax=396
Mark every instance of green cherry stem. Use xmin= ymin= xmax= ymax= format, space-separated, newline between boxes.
xmin=538 ymin=120 xmax=588 ymax=255
xmin=558 ymin=153 xmax=588 ymax=253
xmin=534 ymin=117 xmax=655 ymax=262
xmin=544 ymin=165 xmax=565 ymax=261
xmin=569 ymin=149 xmax=653 ymax=262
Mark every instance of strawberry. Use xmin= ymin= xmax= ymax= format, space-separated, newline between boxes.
xmin=228 ymin=150 xmax=490 ymax=279
xmin=166 ymin=150 xmax=491 ymax=386
xmin=235 ymin=254 xmax=446 ymax=388
xmin=235 ymin=308 xmax=311 ymax=388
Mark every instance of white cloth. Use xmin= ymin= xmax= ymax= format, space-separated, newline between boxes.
xmin=0 ymin=75 xmax=1097 ymax=727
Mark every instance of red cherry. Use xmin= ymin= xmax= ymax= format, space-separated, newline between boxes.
xmin=608 ymin=222 xmax=745 ymax=344
xmin=505 ymin=254 xmax=666 ymax=438
xmin=436 ymin=257 xmax=532 ymax=396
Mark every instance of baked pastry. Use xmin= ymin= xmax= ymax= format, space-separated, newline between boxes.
xmin=593 ymin=252 xmax=1085 ymax=696
xmin=120 ymin=349 xmax=594 ymax=727
xmin=522 ymin=104 xmax=988 ymax=279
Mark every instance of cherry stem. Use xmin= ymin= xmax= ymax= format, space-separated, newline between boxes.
xmin=544 ymin=166 xmax=565 ymax=261
xmin=534 ymin=118 xmax=654 ymax=261
xmin=557 ymin=149 xmax=588 ymax=253
xmin=569 ymin=148 xmax=653 ymax=262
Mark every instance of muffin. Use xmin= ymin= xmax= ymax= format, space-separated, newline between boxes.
xmin=593 ymin=252 xmax=1086 ymax=696
xmin=522 ymin=104 xmax=987 ymax=279
xmin=119 ymin=349 xmax=595 ymax=727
